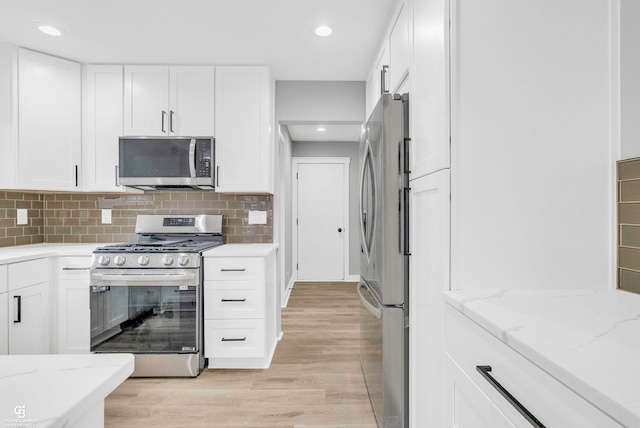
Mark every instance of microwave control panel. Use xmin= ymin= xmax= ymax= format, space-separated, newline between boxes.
xmin=196 ymin=139 xmax=213 ymax=178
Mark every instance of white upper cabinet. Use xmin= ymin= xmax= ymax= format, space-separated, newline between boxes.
xmin=123 ymin=65 xmax=215 ymax=137
xmin=169 ymin=66 xmax=215 ymax=136
xmin=0 ymin=46 xmax=81 ymax=191
xmin=83 ymin=65 xmax=141 ymax=192
xmin=388 ymin=1 xmax=410 ymax=94
xmin=215 ymin=66 xmax=273 ymax=194
xmin=410 ymin=0 xmax=450 ymax=178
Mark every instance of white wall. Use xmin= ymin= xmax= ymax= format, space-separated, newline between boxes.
xmin=621 ymin=0 xmax=640 ymax=159
xmin=277 ymin=81 xmax=365 ymax=122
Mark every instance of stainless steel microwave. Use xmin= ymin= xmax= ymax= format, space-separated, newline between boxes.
xmin=118 ymin=137 xmax=215 ymax=190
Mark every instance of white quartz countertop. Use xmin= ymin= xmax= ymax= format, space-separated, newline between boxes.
xmin=443 ymin=289 xmax=640 ymax=427
xmin=203 ymin=243 xmax=279 ymax=257
xmin=0 ymin=243 xmax=103 ymax=264
xmin=0 ymin=353 xmax=134 ymax=428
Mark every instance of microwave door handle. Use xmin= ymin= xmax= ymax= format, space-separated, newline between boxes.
xmin=189 ymin=138 xmax=197 ymax=178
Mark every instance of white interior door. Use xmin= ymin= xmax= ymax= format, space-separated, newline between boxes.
xmin=296 ymin=161 xmax=347 ymax=280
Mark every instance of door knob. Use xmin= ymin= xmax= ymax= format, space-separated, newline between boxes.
xmin=338 ymin=228 xmax=343 ymax=232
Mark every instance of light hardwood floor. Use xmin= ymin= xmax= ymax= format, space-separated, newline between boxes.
xmin=104 ymin=282 xmax=377 ymax=428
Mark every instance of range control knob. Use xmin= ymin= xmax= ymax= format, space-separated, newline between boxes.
xmin=97 ymin=255 xmax=110 ymax=266
xmin=114 ymin=255 xmax=127 ymax=266
xmin=177 ymin=255 xmax=190 ymax=266
xmin=138 ymin=255 xmax=150 ymax=266
xmin=162 ymin=255 xmax=174 ymax=266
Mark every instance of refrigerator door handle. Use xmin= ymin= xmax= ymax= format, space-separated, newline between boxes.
xmin=357 ymin=281 xmax=382 ymax=320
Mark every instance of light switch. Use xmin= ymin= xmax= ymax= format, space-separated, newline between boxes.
xmin=248 ymin=210 xmax=267 ymax=225
xmin=16 ymin=209 xmax=28 ymax=225
xmin=101 ymin=209 xmax=112 ymax=224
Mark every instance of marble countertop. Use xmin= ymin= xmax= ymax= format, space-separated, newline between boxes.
xmin=0 ymin=353 xmax=134 ymax=428
xmin=203 ymin=243 xmax=279 ymax=257
xmin=444 ymin=289 xmax=640 ymax=427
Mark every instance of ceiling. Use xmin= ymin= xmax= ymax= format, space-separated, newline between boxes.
xmin=0 ymin=0 xmax=396 ymax=81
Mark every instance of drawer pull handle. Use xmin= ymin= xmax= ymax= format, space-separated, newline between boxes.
xmin=220 ymin=268 xmax=246 ymax=272
xmin=221 ymin=298 xmax=246 ymax=302
xmin=62 ymin=267 xmax=90 ymax=271
xmin=221 ymin=337 xmax=246 ymax=342
xmin=476 ymin=366 xmax=546 ymax=428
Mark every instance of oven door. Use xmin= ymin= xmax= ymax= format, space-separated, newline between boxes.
xmin=90 ymin=269 xmax=201 ymax=356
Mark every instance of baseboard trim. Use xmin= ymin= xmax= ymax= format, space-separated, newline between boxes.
xmin=281 ymin=277 xmax=295 ymax=308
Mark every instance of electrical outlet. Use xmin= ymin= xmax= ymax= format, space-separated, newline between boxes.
xmin=248 ymin=210 xmax=267 ymax=225
xmin=101 ymin=209 xmax=112 ymax=224
xmin=16 ymin=209 xmax=28 ymax=225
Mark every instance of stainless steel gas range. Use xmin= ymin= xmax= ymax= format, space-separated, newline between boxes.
xmin=89 ymin=214 xmax=224 ymax=377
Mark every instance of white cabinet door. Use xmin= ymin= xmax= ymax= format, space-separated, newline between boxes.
xmin=388 ymin=1 xmax=410 ymax=94
xmin=366 ymin=44 xmax=390 ymax=119
xmin=0 ymin=292 xmax=7 ymax=355
xmin=410 ymin=0 xmax=450 ymax=179
xmin=409 ymin=170 xmax=450 ymax=428
xmin=18 ymin=49 xmax=81 ymax=191
xmin=123 ymin=65 xmax=169 ymax=136
xmin=444 ymin=355 xmax=516 ymax=428
xmin=169 ymin=66 xmax=215 ymax=136
xmin=9 ymin=282 xmax=48 ymax=355
xmin=215 ymin=66 xmax=273 ymax=193
xmin=58 ymin=280 xmax=90 ymax=353
xmin=83 ymin=65 xmax=141 ymax=192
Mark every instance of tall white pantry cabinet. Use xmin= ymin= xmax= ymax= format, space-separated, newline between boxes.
xmin=369 ymin=0 xmax=618 ymax=426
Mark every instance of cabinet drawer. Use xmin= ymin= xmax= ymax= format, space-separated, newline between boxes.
xmin=8 ymin=258 xmax=48 ymax=291
xmin=204 ymin=257 xmax=264 ymax=281
xmin=58 ymin=257 xmax=92 ymax=280
xmin=0 ymin=265 xmax=7 ymax=294
xmin=205 ymin=319 xmax=265 ymax=358
xmin=445 ymin=306 xmax=621 ymax=427
xmin=204 ymin=281 xmax=264 ymax=319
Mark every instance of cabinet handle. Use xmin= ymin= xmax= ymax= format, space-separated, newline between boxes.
xmin=476 ymin=366 xmax=546 ymax=428
xmin=221 ymin=337 xmax=246 ymax=342
xmin=170 ymin=110 xmax=175 ymax=133
xmin=75 ymin=165 xmax=79 ymax=187
xmin=115 ymin=165 xmax=120 ymax=187
xmin=62 ymin=267 xmax=90 ymax=271
xmin=380 ymin=65 xmax=389 ymax=94
xmin=221 ymin=298 xmax=247 ymax=302
xmin=161 ymin=110 xmax=167 ymax=133
xmin=13 ymin=296 xmax=21 ymax=323
xmin=220 ymin=268 xmax=246 ymax=272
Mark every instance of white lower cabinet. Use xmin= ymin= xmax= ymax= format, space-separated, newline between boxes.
xmin=444 ymin=305 xmax=622 ymax=427
xmin=203 ymin=251 xmax=277 ymax=368
xmin=9 ymin=282 xmax=48 ymax=354
xmin=57 ymin=257 xmax=91 ymax=354
xmin=7 ymin=259 xmax=49 ymax=355
xmin=0 ymin=292 xmax=7 ymax=355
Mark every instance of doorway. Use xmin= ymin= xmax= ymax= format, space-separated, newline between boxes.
xmin=293 ymin=157 xmax=350 ymax=281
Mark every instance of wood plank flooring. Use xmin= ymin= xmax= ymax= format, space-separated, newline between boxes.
xmin=104 ymin=282 xmax=377 ymax=428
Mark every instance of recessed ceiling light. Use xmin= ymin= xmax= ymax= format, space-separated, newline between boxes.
xmin=314 ymin=26 xmax=333 ymax=37
xmin=317 ymin=127 xmax=326 ymax=132
xmin=38 ymin=24 xmax=62 ymax=37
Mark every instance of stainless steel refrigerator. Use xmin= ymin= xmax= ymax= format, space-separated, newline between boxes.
xmin=358 ymin=93 xmax=409 ymax=428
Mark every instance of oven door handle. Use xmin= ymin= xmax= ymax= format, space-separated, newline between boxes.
xmin=90 ymin=272 xmax=197 ymax=286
